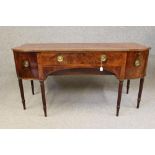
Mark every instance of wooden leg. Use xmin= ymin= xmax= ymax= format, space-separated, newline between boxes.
xmin=137 ymin=78 xmax=144 ymax=108
xmin=126 ymin=79 xmax=130 ymax=94
xmin=116 ymin=80 xmax=123 ymax=116
xmin=18 ymin=78 xmax=26 ymax=110
xmin=40 ymin=81 xmax=47 ymax=117
xmin=31 ymin=80 xmax=34 ymax=95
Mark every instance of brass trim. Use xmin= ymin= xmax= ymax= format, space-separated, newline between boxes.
xmin=57 ymin=55 xmax=63 ymax=62
xmin=23 ymin=60 xmax=29 ymax=68
xmin=134 ymin=59 xmax=141 ymax=67
xmin=101 ymin=54 xmax=107 ymax=62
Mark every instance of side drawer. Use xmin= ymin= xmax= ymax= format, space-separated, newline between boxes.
xmin=13 ymin=52 xmax=39 ymax=79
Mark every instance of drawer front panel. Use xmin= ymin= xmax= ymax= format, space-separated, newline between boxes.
xmin=125 ymin=50 xmax=149 ymax=79
xmin=40 ymin=52 xmax=126 ymax=67
xmin=14 ymin=52 xmax=39 ymax=79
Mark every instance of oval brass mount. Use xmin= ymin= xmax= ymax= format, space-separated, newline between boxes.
xmin=57 ymin=55 xmax=63 ymax=62
xmin=101 ymin=54 xmax=107 ymax=62
xmin=23 ymin=60 xmax=29 ymax=68
xmin=134 ymin=59 xmax=141 ymax=67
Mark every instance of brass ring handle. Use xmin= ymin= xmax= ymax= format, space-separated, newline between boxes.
xmin=57 ymin=55 xmax=63 ymax=62
xmin=101 ymin=54 xmax=107 ymax=62
xmin=23 ymin=60 xmax=29 ymax=68
xmin=134 ymin=59 xmax=141 ymax=67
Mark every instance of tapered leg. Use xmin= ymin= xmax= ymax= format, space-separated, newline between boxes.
xmin=126 ymin=79 xmax=130 ymax=94
xmin=31 ymin=80 xmax=34 ymax=95
xmin=137 ymin=78 xmax=144 ymax=108
xmin=18 ymin=78 xmax=26 ymax=110
xmin=40 ymin=81 xmax=47 ymax=117
xmin=116 ymin=80 xmax=123 ymax=116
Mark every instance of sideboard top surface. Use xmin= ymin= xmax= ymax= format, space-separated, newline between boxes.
xmin=13 ymin=43 xmax=150 ymax=52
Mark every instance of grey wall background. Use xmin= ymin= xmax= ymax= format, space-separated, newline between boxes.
xmin=0 ymin=26 xmax=155 ymax=73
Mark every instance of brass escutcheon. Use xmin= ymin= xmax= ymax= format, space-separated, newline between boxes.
xmin=23 ymin=60 xmax=29 ymax=68
xmin=57 ymin=55 xmax=63 ymax=62
xmin=101 ymin=54 xmax=107 ymax=62
xmin=134 ymin=59 xmax=141 ymax=67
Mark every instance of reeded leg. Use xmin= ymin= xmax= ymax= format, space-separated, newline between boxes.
xmin=18 ymin=78 xmax=26 ymax=110
xmin=31 ymin=80 xmax=34 ymax=95
xmin=40 ymin=81 xmax=47 ymax=117
xmin=116 ymin=80 xmax=123 ymax=116
xmin=137 ymin=78 xmax=144 ymax=108
xmin=126 ymin=79 xmax=130 ymax=94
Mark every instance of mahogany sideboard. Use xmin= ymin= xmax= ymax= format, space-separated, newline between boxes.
xmin=12 ymin=43 xmax=150 ymax=117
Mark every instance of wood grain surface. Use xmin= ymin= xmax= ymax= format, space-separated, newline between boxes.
xmin=13 ymin=43 xmax=150 ymax=80
xmin=12 ymin=42 xmax=150 ymax=117
xmin=13 ymin=43 xmax=150 ymax=52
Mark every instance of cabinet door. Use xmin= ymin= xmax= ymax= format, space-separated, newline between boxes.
xmin=125 ymin=50 xmax=149 ymax=79
xmin=13 ymin=52 xmax=39 ymax=79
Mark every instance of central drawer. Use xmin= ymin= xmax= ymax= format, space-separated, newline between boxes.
xmin=39 ymin=52 xmax=126 ymax=67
